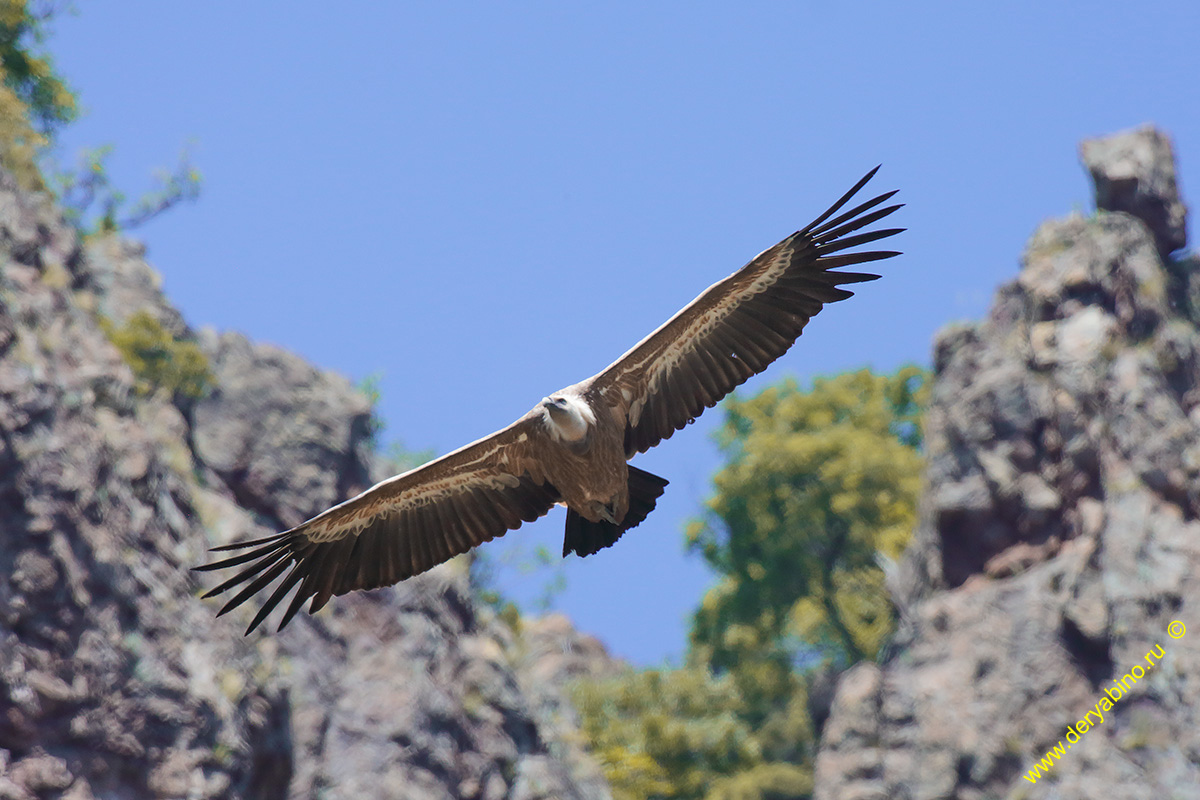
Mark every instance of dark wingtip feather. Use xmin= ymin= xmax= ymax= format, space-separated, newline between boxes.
xmin=216 ymin=556 xmax=290 ymax=617
xmin=838 ymin=250 xmax=902 ymax=265
xmin=832 ymin=272 xmax=882 ymax=285
xmin=194 ymin=546 xmax=276 ymax=576
xmin=800 ymin=166 xmax=885 ymax=235
xmin=822 ymin=227 xmax=906 ymax=255
xmin=811 ymin=203 xmax=904 ymax=245
xmin=277 ymin=590 xmax=312 ymax=633
xmin=206 ymin=530 xmax=291 ymax=553
xmin=809 ymin=194 xmax=902 ymax=242
xmin=243 ymin=567 xmax=306 ymax=635
xmin=201 ymin=562 xmax=267 ymax=600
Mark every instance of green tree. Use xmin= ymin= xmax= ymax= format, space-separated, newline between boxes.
xmin=689 ymin=366 xmax=927 ymax=672
xmin=573 ymin=665 xmax=769 ymax=800
xmin=0 ymin=0 xmax=77 ymax=191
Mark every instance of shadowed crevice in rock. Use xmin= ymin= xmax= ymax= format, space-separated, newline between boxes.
xmin=1059 ymin=615 xmax=1114 ymax=688
xmin=237 ymin=690 xmax=293 ymax=800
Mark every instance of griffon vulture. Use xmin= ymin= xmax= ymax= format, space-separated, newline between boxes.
xmin=196 ymin=168 xmax=902 ymax=633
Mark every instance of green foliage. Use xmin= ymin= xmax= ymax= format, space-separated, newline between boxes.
xmin=573 ymin=665 xmax=818 ymax=800
xmin=0 ymin=1 xmax=75 ymax=131
xmin=470 ymin=549 xmax=510 ymax=618
xmin=50 ymin=143 xmax=202 ymax=235
xmin=688 ymin=365 xmax=928 ymax=670
xmin=572 ymin=666 xmax=767 ymax=800
xmin=383 ymin=438 xmax=436 ymax=474
xmin=705 ymin=763 xmax=813 ymax=800
xmin=0 ymin=0 xmax=76 ymax=191
xmin=100 ymin=310 xmax=213 ymax=399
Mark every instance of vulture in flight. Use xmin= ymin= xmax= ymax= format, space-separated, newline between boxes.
xmin=196 ymin=168 xmax=903 ymax=633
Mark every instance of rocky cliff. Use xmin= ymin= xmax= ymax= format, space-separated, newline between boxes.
xmin=0 ymin=169 xmax=618 ymax=799
xmin=815 ymin=126 xmax=1200 ymax=799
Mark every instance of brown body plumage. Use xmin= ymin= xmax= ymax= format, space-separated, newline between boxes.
xmin=195 ymin=168 xmax=903 ymax=634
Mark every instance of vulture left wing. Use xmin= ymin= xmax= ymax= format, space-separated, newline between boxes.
xmin=590 ymin=168 xmax=902 ymax=456
xmin=194 ymin=413 xmax=557 ymax=634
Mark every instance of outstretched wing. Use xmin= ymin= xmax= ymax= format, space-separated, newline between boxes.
xmin=590 ymin=167 xmax=902 ymax=456
xmin=194 ymin=414 xmax=557 ymax=634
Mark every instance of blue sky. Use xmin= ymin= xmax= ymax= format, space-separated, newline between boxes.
xmin=48 ymin=2 xmax=1199 ymax=665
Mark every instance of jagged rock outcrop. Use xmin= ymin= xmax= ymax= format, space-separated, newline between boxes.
xmin=815 ymin=126 xmax=1200 ymax=798
xmin=0 ymin=168 xmax=615 ymax=799
xmin=1081 ymin=125 xmax=1188 ymax=257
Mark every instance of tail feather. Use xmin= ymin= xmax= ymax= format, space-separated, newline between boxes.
xmin=563 ymin=465 xmax=669 ymax=557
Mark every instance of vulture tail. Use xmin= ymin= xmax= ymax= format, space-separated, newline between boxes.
xmin=562 ymin=465 xmax=669 ymax=557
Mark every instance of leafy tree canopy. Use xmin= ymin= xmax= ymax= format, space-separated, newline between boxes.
xmin=574 ymin=665 xmax=774 ymax=800
xmin=0 ymin=0 xmax=76 ymax=191
xmin=688 ymin=365 xmax=928 ymax=671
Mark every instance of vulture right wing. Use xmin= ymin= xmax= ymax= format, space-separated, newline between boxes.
xmin=589 ymin=167 xmax=903 ymax=456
